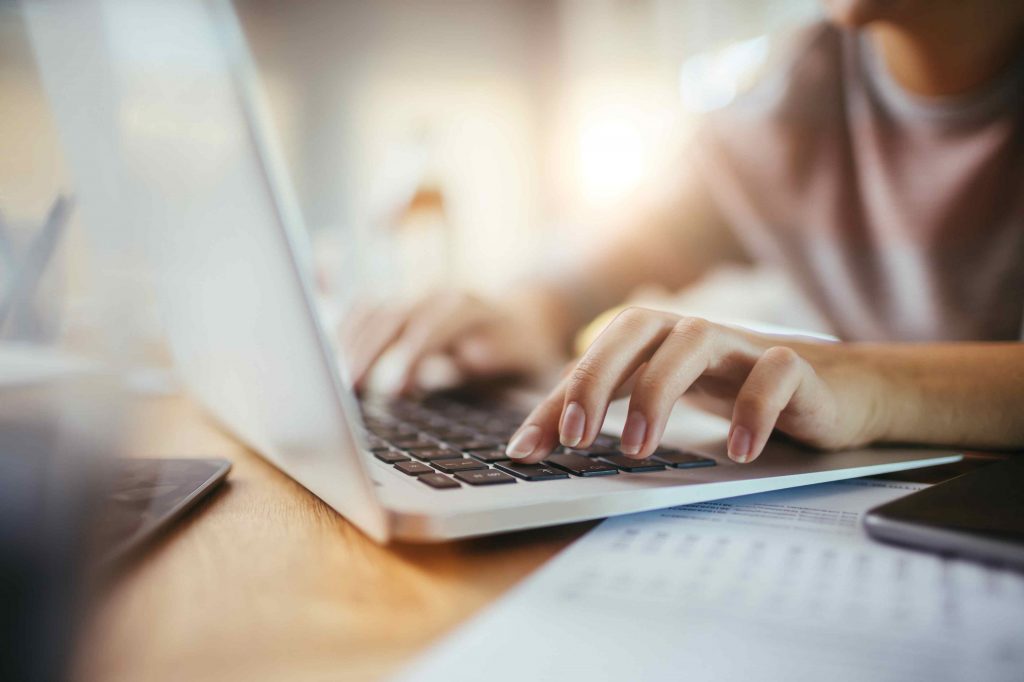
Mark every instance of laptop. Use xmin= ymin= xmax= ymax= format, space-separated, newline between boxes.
xmin=25 ymin=0 xmax=961 ymax=543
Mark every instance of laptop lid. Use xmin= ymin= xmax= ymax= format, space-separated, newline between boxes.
xmin=24 ymin=0 xmax=389 ymax=541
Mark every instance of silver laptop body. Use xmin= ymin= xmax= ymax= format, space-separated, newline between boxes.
xmin=25 ymin=0 xmax=961 ymax=543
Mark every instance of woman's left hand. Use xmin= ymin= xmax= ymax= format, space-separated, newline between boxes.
xmin=504 ymin=307 xmax=885 ymax=464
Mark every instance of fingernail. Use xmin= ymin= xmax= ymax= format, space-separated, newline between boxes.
xmin=729 ymin=426 xmax=752 ymax=463
xmin=559 ymin=402 xmax=586 ymax=447
xmin=619 ymin=412 xmax=647 ymax=456
xmin=506 ymin=425 xmax=542 ymax=459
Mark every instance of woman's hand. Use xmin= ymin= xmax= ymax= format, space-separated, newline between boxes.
xmin=343 ymin=290 xmax=567 ymax=395
xmin=505 ymin=307 xmax=886 ymax=464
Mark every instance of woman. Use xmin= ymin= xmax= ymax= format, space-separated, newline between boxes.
xmin=346 ymin=0 xmax=1024 ymax=465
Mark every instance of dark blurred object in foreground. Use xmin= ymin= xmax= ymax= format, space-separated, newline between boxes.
xmin=0 ymin=377 xmax=122 ymax=682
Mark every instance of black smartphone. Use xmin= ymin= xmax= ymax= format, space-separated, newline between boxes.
xmin=864 ymin=456 xmax=1024 ymax=569
xmin=95 ymin=458 xmax=231 ymax=564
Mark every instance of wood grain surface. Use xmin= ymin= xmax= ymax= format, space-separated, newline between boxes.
xmin=75 ymin=393 xmax=593 ymax=682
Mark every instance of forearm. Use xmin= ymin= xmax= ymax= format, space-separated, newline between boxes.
xmin=802 ymin=342 xmax=1024 ymax=450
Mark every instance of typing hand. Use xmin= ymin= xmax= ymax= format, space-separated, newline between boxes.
xmin=342 ymin=291 xmax=565 ymax=395
xmin=506 ymin=308 xmax=882 ymax=464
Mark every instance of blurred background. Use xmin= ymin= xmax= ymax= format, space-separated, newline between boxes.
xmin=1 ymin=0 xmax=822 ymax=354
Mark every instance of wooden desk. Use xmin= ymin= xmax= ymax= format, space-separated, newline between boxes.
xmin=76 ymin=392 xmax=998 ymax=682
xmin=77 ymin=393 xmax=593 ymax=682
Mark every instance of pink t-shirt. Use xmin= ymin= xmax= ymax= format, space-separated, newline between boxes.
xmin=696 ymin=22 xmax=1024 ymax=342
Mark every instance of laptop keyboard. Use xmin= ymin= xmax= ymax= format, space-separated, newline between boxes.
xmin=359 ymin=395 xmax=715 ymax=490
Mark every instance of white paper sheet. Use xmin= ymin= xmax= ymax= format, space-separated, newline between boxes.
xmin=399 ymin=479 xmax=1024 ymax=682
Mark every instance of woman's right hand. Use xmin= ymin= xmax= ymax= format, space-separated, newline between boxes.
xmin=342 ymin=290 xmax=567 ymax=395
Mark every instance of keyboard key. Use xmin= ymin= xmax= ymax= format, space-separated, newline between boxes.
xmin=468 ymin=449 xmax=510 ymax=463
xmin=454 ymin=470 xmax=517 ymax=486
xmin=370 ymin=424 xmax=419 ymax=438
xmin=650 ymin=450 xmax=717 ymax=469
xmin=495 ymin=462 xmax=569 ymax=481
xmin=395 ymin=461 xmax=434 ymax=476
xmin=477 ymin=418 xmax=517 ymax=433
xmin=407 ymin=448 xmax=464 ymax=462
xmin=545 ymin=453 xmax=618 ymax=477
xmin=600 ymin=454 xmax=666 ymax=473
xmin=477 ymin=432 xmax=515 ymax=443
xmin=563 ymin=446 xmax=617 ymax=457
xmin=385 ymin=400 xmax=420 ymax=417
xmin=560 ymin=433 xmax=619 ymax=456
xmin=390 ymin=436 xmax=439 ymax=450
xmin=431 ymin=458 xmax=488 ymax=474
xmin=446 ymin=439 xmax=502 ymax=451
xmin=374 ymin=450 xmax=410 ymax=464
xmin=406 ymin=414 xmax=453 ymax=429
xmin=427 ymin=426 xmax=476 ymax=439
xmin=419 ymin=473 xmax=461 ymax=489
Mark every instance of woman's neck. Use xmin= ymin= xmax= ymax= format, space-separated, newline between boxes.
xmin=871 ymin=3 xmax=1024 ymax=97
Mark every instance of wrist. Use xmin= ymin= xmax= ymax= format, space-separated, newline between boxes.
xmin=857 ymin=361 xmax=896 ymax=445
xmin=800 ymin=342 xmax=895 ymax=447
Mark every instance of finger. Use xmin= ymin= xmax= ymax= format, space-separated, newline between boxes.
xmin=340 ymin=300 xmax=382 ymax=351
xmin=622 ymin=317 xmax=719 ymax=458
xmin=559 ymin=308 xmax=677 ymax=449
xmin=505 ymin=378 xmax=569 ymax=463
xmin=412 ymin=352 xmax=465 ymax=392
xmin=450 ymin=333 xmax=517 ymax=377
xmin=391 ymin=296 xmax=491 ymax=393
xmin=509 ymin=358 xmax=648 ymax=464
xmin=347 ymin=305 xmax=413 ymax=391
xmin=347 ymin=307 xmax=404 ymax=384
xmin=728 ymin=346 xmax=819 ymax=463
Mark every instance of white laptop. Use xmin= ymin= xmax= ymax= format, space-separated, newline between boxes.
xmin=25 ymin=0 xmax=961 ymax=543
